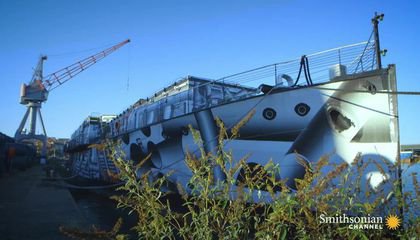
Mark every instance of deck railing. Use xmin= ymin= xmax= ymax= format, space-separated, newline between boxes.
xmin=216 ymin=40 xmax=377 ymax=88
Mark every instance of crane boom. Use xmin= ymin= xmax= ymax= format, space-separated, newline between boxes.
xmin=43 ymin=39 xmax=130 ymax=91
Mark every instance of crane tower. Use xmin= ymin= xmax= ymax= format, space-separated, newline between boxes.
xmin=15 ymin=39 xmax=130 ymax=163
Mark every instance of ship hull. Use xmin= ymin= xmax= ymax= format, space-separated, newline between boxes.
xmin=68 ymin=66 xmax=399 ymax=201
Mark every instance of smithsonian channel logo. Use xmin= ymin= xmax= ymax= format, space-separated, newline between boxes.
xmin=319 ymin=213 xmax=401 ymax=230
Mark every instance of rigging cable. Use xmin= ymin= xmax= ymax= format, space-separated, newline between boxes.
xmin=127 ymin=42 xmax=131 ymax=92
xmin=313 ymin=87 xmax=420 ymax=96
xmin=47 ymin=41 xmax=118 ymax=58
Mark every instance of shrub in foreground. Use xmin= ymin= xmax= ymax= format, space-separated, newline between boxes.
xmin=61 ymin=112 xmax=419 ymax=239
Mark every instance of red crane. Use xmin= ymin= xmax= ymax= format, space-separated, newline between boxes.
xmin=16 ymin=39 xmax=130 ymax=162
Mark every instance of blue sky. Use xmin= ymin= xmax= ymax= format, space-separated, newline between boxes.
xmin=0 ymin=0 xmax=419 ymax=144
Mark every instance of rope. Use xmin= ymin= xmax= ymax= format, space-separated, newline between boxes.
xmin=45 ymin=180 xmax=124 ymax=190
xmin=314 ymin=87 xmax=420 ymax=96
xmin=41 ymin=174 xmax=78 ymax=181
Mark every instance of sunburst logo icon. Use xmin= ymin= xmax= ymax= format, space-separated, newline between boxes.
xmin=385 ymin=214 xmax=401 ymax=230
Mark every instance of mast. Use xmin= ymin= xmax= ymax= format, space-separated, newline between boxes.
xmin=372 ymin=12 xmax=384 ymax=70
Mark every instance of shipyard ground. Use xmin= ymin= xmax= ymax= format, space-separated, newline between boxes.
xmin=1 ymin=162 xmax=418 ymax=239
xmin=0 ymin=164 xmax=130 ymax=240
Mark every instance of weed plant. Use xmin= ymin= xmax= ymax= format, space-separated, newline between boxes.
xmin=61 ymin=112 xmax=419 ymax=239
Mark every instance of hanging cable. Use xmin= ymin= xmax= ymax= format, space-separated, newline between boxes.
xmin=294 ymin=55 xmax=313 ymax=86
xmin=292 ymin=56 xmax=305 ymax=86
xmin=304 ymin=56 xmax=313 ymax=85
xmin=302 ymin=55 xmax=310 ymax=85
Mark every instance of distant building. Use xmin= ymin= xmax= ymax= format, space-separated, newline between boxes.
xmin=401 ymin=144 xmax=420 ymax=152
xmin=47 ymin=137 xmax=69 ymax=160
xmin=0 ymin=132 xmax=14 ymax=143
xmin=401 ymin=144 xmax=420 ymax=163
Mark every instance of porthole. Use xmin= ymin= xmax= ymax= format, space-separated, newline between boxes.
xmin=121 ymin=133 xmax=130 ymax=145
xmin=181 ymin=127 xmax=189 ymax=136
xmin=367 ymin=84 xmax=377 ymax=94
xmin=294 ymin=103 xmax=310 ymax=116
xmin=262 ymin=108 xmax=276 ymax=120
xmin=130 ymin=143 xmax=143 ymax=164
xmin=141 ymin=126 xmax=151 ymax=137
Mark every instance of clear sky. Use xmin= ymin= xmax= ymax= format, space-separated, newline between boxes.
xmin=0 ymin=0 xmax=419 ymax=144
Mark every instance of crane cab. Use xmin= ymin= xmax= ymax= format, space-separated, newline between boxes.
xmin=20 ymin=82 xmax=49 ymax=104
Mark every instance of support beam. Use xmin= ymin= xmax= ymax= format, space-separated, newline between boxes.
xmin=15 ymin=102 xmax=48 ymax=164
xmin=194 ymin=109 xmax=225 ymax=182
xmin=38 ymin=107 xmax=47 ymax=136
xmin=15 ymin=108 xmax=30 ymax=137
xmin=29 ymin=105 xmax=38 ymax=135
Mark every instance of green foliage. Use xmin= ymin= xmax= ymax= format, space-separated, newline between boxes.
xmin=103 ymin=111 xmax=419 ymax=239
xmin=179 ymin=111 xmax=260 ymax=240
xmin=108 ymin=144 xmax=177 ymax=239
